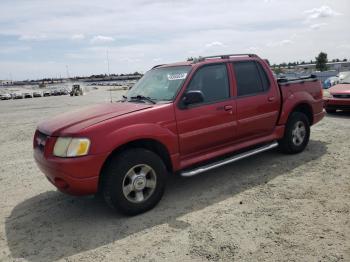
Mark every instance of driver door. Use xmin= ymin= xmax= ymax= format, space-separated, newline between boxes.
xmin=175 ymin=63 xmax=236 ymax=157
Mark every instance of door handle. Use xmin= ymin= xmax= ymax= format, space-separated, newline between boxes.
xmin=224 ymin=105 xmax=233 ymax=111
xmin=268 ymin=96 xmax=275 ymax=102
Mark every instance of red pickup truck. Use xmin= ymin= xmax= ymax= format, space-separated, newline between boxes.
xmin=34 ymin=54 xmax=324 ymax=215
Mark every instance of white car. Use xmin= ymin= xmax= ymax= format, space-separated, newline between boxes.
xmin=0 ymin=94 xmax=12 ymax=100
xmin=13 ymin=93 xmax=23 ymax=99
xmin=338 ymin=71 xmax=350 ymax=83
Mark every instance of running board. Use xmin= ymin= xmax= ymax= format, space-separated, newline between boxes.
xmin=180 ymin=142 xmax=279 ymax=177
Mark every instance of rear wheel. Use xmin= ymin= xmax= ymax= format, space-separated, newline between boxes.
xmin=278 ymin=112 xmax=310 ymax=154
xmin=102 ymin=148 xmax=167 ymax=215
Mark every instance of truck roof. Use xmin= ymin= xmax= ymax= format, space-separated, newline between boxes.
xmin=154 ymin=54 xmax=261 ymax=69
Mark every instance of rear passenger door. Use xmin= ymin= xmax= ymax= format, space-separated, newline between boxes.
xmin=232 ymin=61 xmax=280 ymax=141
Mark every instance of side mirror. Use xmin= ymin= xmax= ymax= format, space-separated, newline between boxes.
xmin=182 ymin=90 xmax=204 ymax=106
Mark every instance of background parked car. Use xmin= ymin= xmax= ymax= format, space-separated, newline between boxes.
xmin=60 ymin=89 xmax=69 ymax=95
xmin=13 ymin=93 xmax=23 ymax=99
xmin=33 ymin=92 xmax=42 ymax=97
xmin=0 ymin=94 xmax=12 ymax=100
xmin=23 ymin=93 xmax=33 ymax=98
xmin=51 ymin=90 xmax=61 ymax=96
xmin=323 ymin=76 xmax=339 ymax=89
xmin=323 ymin=72 xmax=350 ymax=113
xmin=43 ymin=91 xmax=51 ymax=97
xmin=338 ymin=71 xmax=350 ymax=82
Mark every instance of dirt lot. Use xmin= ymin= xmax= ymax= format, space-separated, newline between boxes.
xmin=0 ymin=89 xmax=349 ymax=262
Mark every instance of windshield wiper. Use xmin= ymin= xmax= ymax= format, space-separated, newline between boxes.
xmin=129 ymin=95 xmax=156 ymax=104
xmin=115 ymin=95 xmax=128 ymax=103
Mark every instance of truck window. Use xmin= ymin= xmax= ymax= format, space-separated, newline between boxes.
xmin=256 ymin=62 xmax=270 ymax=91
xmin=187 ymin=64 xmax=229 ymax=103
xmin=233 ymin=61 xmax=265 ymax=96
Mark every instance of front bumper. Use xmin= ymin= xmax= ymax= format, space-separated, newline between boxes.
xmin=324 ymin=98 xmax=350 ymax=111
xmin=34 ymin=147 xmax=107 ymax=196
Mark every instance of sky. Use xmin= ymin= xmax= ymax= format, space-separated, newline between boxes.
xmin=0 ymin=0 xmax=349 ymax=80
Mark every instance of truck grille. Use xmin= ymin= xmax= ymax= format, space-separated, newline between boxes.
xmin=333 ymin=94 xmax=350 ymax=99
xmin=35 ymin=131 xmax=49 ymax=152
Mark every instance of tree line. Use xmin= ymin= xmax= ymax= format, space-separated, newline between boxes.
xmin=272 ymin=52 xmax=348 ymax=73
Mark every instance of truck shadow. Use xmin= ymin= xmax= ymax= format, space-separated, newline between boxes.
xmin=6 ymin=140 xmax=327 ymax=262
xmin=325 ymin=111 xmax=350 ymax=119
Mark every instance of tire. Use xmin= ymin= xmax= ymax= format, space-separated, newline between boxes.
xmin=278 ymin=112 xmax=310 ymax=154
xmin=102 ymin=148 xmax=167 ymax=215
xmin=325 ymin=108 xmax=336 ymax=114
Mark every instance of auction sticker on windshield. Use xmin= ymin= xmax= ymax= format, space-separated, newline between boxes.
xmin=168 ymin=73 xmax=187 ymax=81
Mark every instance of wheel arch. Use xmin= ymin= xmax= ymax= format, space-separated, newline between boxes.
xmin=98 ymin=138 xmax=173 ymax=193
xmin=290 ymin=103 xmax=313 ymax=125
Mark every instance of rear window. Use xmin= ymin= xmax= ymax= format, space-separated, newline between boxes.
xmin=233 ymin=61 xmax=269 ymax=96
xmin=256 ymin=62 xmax=270 ymax=91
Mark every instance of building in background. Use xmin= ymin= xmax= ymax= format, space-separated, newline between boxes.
xmin=295 ymin=61 xmax=350 ymax=73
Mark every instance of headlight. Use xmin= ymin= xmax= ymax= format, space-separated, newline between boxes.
xmin=323 ymin=90 xmax=333 ymax=98
xmin=53 ymin=137 xmax=90 ymax=157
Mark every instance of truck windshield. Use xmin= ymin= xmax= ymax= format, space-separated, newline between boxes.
xmin=126 ymin=66 xmax=191 ymax=103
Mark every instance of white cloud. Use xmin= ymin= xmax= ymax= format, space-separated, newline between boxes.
xmin=305 ymin=5 xmax=341 ymax=20
xmin=71 ymin=34 xmax=85 ymax=40
xmin=205 ymin=41 xmax=225 ymax=48
xmin=309 ymin=23 xmax=327 ymax=30
xmin=90 ymin=35 xmax=115 ymax=44
xmin=19 ymin=34 xmax=47 ymax=41
xmin=152 ymin=57 xmax=163 ymax=62
xmin=0 ymin=46 xmax=31 ymax=54
xmin=279 ymin=40 xmax=292 ymax=45
xmin=246 ymin=46 xmax=260 ymax=52
xmin=267 ymin=39 xmax=293 ymax=47
xmin=64 ymin=53 xmax=87 ymax=59
xmin=337 ymin=44 xmax=350 ymax=50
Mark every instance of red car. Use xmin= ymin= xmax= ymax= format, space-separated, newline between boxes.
xmin=323 ymin=72 xmax=350 ymax=113
xmin=34 ymin=54 xmax=324 ymax=215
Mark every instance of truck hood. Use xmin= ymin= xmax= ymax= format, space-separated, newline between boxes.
xmin=38 ymin=102 xmax=152 ymax=136
xmin=329 ymin=84 xmax=350 ymax=95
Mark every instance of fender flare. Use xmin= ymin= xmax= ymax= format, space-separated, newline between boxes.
xmin=278 ymin=91 xmax=314 ymax=125
xmin=104 ymin=123 xmax=179 ymax=156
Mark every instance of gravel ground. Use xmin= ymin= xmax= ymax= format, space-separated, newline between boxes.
xmin=0 ymin=89 xmax=349 ymax=262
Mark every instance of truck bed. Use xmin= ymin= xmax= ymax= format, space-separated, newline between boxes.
xmin=277 ymin=75 xmax=324 ymax=126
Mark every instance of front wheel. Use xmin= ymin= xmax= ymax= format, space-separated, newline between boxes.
xmin=102 ymin=148 xmax=167 ymax=215
xmin=278 ymin=112 xmax=310 ymax=154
